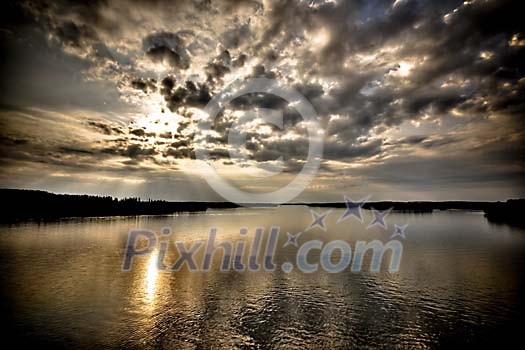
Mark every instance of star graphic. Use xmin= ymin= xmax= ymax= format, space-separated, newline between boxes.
xmin=306 ymin=209 xmax=331 ymax=231
xmin=338 ymin=195 xmax=371 ymax=223
xmin=283 ymin=232 xmax=301 ymax=247
xmin=391 ymin=224 xmax=408 ymax=239
xmin=367 ymin=207 xmax=393 ymax=230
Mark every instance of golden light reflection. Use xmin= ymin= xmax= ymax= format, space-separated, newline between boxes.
xmin=145 ymin=250 xmax=159 ymax=303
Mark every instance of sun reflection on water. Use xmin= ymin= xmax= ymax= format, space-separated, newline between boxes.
xmin=145 ymin=250 xmax=159 ymax=303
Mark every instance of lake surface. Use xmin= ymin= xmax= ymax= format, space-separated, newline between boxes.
xmin=1 ymin=207 xmax=524 ymax=349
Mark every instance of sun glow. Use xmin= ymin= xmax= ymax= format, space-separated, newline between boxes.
xmin=309 ymin=28 xmax=331 ymax=49
xmin=509 ymin=33 xmax=525 ymax=47
xmin=389 ymin=60 xmax=415 ymax=78
xmin=135 ymin=111 xmax=179 ymax=136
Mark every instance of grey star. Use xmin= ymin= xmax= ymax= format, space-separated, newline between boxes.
xmin=283 ymin=232 xmax=301 ymax=247
xmin=338 ymin=195 xmax=371 ymax=223
xmin=367 ymin=207 xmax=393 ymax=230
xmin=391 ymin=224 xmax=408 ymax=239
xmin=306 ymin=209 xmax=331 ymax=231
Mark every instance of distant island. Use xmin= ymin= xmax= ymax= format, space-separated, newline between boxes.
xmin=0 ymin=189 xmax=523 ymax=227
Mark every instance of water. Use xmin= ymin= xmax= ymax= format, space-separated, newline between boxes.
xmin=1 ymin=207 xmax=524 ymax=349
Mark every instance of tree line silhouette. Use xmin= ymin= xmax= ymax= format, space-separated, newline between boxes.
xmin=1 ymin=189 xmax=522 ymax=227
xmin=0 ymin=189 xmax=238 ymax=222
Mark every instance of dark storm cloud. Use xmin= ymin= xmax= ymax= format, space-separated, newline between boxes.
xmin=164 ymin=146 xmax=194 ymax=159
xmin=1 ymin=0 xmax=524 ymax=199
xmin=324 ymin=139 xmax=384 ymax=160
xmin=205 ymin=50 xmax=231 ymax=83
xmin=143 ymin=31 xmax=190 ymax=69
xmin=55 ymin=20 xmax=98 ymax=47
xmin=293 ymin=83 xmax=324 ymax=102
xmin=246 ymin=0 xmax=524 ymax=131
xmin=97 ymin=137 xmax=159 ymax=160
xmin=232 ymin=53 xmax=247 ymax=68
xmin=0 ymin=134 xmax=29 ymax=147
xmin=228 ymin=91 xmax=287 ymax=111
xmin=86 ymin=120 xmax=125 ymax=135
xmin=159 ymin=77 xmax=211 ymax=112
xmin=403 ymin=88 xmax=470 ymax=115
xmin=120 ymin=144 xmax=156 ymax=158
xmin=130 ymin=78 xmax=157 ymax=94
xmin=129 ymin=128 xmax=146 ymax=137
xmin=248 ymin=64 xmax=277 ymax=79
xmin=58 ymin=146 xmax=95 ymax=155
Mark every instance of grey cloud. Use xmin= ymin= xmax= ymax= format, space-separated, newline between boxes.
xmin=101 ymin=143 xmax=157 ymax=159
xmin=324 ymin=138 xmax=384 ymax=161
xmin=395 ymin=135 xmax=427 ymax=145
xmin=420 ymin=136 xmax=459 ymax=149
xmin=220 ymin=23 xmax=252 ymax=48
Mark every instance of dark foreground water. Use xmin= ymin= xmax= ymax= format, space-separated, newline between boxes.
xmin=1 ymin=207 xmax=524 ymax=349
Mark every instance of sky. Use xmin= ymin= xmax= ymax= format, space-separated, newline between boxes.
xmin=0 ymin=0 xmax=524 ymax=202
